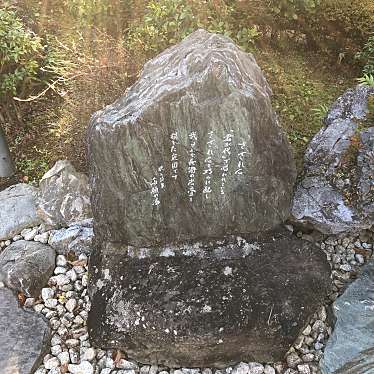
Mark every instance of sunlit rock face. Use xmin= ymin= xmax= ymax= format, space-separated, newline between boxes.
xmin=87 ymin=29 xmax=296 ymax=248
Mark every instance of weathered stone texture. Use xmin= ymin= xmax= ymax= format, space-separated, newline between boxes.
xmin=292 ymin=85 xmax=374 ymax=234
xmin=37 ymin=160 xmax=92 ymax=228
xmin=0 ymin=240 xmax=55 ymax=297
xmin=88 ymin=229 xmax=332 ymax=367
xmin=321 ymin=261 xmax=374 ymax=374
xmin=0 ymin=288 xmax=50 ymax=374
xmin=0 ymin=183 xmax=41 ymax=241
xmin=87 ymin=29 xmax=296 ymax=247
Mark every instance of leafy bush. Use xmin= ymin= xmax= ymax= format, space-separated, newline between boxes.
xmin=0 ymin=6 xmax=43 ymax=98
xmin=356 ymin=36 xmax=374 ymax=75
xmin=126 ymin=0 xmax=259 ymax=61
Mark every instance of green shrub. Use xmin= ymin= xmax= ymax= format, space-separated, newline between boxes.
xmin=0 ymin=6 xmax=43 ymax=98
xmin=126 ymin=0 xmax=259 ymax=61
xmin=356 ymin=36 xmax=374 ymax=75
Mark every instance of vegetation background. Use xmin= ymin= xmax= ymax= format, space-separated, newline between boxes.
xmin=1 ymin=0 xmax=373 ymax=184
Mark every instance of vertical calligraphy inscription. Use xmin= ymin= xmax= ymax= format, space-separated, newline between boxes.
xmin=151 ymin=176 xmax=160 ymax=207
xmin=188 ymin=131 xmax=198 ymax=202
xmin=170 ymin=132 xmax=179 ymax=180
xmin=235 ymin=140 xmax=248 ymax=175
xmin=203 ymin=131 xmax=215 ymax=199
xmin=220 ymin=130 xmax=234 ymax=195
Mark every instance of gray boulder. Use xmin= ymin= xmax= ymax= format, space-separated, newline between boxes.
xmin=0 ymin=183 xmax=41 ymax=241
xmin=320 ymin=261 xmax=374 ymax=374
xmin=37 ymin=160 xmax=92 ymax=228
xmin=292 ymin=85 xmax=374 ymax=234
xmin=87 ymin=29 xmax=296 ymax=247
xmin=0 ymin=288 xmax=50 ymax=374
xmin=48 ymin=219 xmax=94 ymax=255
xmin=88 ymin=229 xmax=332 ymax=367
xmin=0 ymin=240 xmax=55 ymax=297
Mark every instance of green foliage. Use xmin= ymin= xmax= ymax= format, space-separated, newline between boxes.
xmin=269 ymin=0 xmax=319 ymax=20
xmin=311 ymin=103 xmax=330 ymax=120
xmin=356 ymin=36 xmax=374 ymax=75
xmin=0 ymin=6 xmax=43 ymax=97
xmin=356 ymin=74 xmax=374 ymax=87
xmin=126 ymin=0 xmax=259 ymax=59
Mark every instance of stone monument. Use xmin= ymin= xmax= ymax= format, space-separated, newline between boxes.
xmin=87 ymin=29 xmax=331 ymax=367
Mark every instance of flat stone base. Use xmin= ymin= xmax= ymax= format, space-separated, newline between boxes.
xmin=88 ymin=229 xmax=332 ymax=367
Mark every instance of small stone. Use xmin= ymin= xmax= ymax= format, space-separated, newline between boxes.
xmin=116 ymin=359 xmax=138 ymax=369
xmin=65 ymin=298 xmax=77 ymax=313
xmin=44 ymin=356 xmax=60 ymax=369
xmin=4 ymin=240 xmax=11 ymax=246
xmin=105 ymin=357 xmax=115 ymax=369
xmin=202 ymin=369 xmax=212 ymax=374
xmin=311 ymin=320 xmax=325 ymax=333
xmin=50 ymin=274 xmax=70 ymax=286
xmin=54 ymin=266 xmax=67 ymax=275
xmin=82 ymin=347 xmax=96 ymax=361
xmin=286 ymin=353 xmax=302 ymax=368
xmin=45 ymin=298 xmax=58 ymax=309
xmin=66 ymin=268 xmax=78 ymax=282
xmin=69 ymin=349 xmax=80 ymax=364
xmin=355 ymin=253 xmax=365 ymax=264
xmin=232 ymin=362 xmax=249 ymax=374
xmin=24 ymin=297 xmax=35 ymax=307
xmin=318 ymin=307 xmax=327 ymax=322
xmin=340 ymin=264 xmax=352 ymax=272
xmin=57 ymin=351 xmax=70 ymax=365
xmin=66 ymin=338 xmax=80 ymax=348
xmin=263 ymin=365 xmax=275 ymax=374
xmin=56 ymin=255 xmax=67 ymax=267
xmin=140 ymin=365 xmax=151 ymax=374
xmin=100 ymin=369 xmax=112 ymax=374
xmin=48 ymin=368 xmax=61 ymax=374
xmin=34 ymin=232 xmax=49 ymax=244
xmin=297 ymin=364 xmax=311 ymax=374
xmin=68 ymin=361 xmax=94 ymax=374
xmin=149 ymin=365 xmax=158 ymax=374
xmin=41 ymin=288 xmax=55 ymax=301
xmin=248 ymin=363 xmax=264 ymax=374
xmin=302 ymin=325 xmax=311 ymax=336
xmin=21 ymin=227 xmax=38 ymax=241
xmin=13 ymin=234 xmax=23 ymax=241
xmin=302 ymin=353 xmax=314 ymax=362
xmin=51 ymin=344 xmax=62 ymax=356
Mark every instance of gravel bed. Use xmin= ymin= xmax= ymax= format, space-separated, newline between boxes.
xmin=0 ymin=226 xmax=373 ymax=374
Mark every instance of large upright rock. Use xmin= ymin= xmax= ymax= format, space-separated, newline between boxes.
xmin=320 ymin=261 xmax=374 ymax=374
xmin=0 ymin=288 xmax=50 ymax=374
xmin=292 ymin=85 xmax=374 ymax=234
xmin=37 ymin=160 xmax=92 ymax=228
xmin=0 ymin=183 xmax=42 ymax=241
xmin=88 ymin=29 xmax=296 ymax=247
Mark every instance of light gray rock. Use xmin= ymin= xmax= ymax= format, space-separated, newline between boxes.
xmin=37 ymin=160 xmax=92 ymax=227
xmin=0 ymin=183 xmax=42 ymax=241
xmin=0 ymin=240 xmax=55 ymax=297
xmin=292 ymin=85 xmax=374 ymax=234
xmin=87 ymin=29 xmax=296 ymax=248
xmin=320 ymin=261 xmax=374 ymax=374
xmin=48 ymin=221 xmax=94 ymax=255
xmin=68 ymin=361 xmax=94 ymax=374
xmin=0 ymin=288 xmax=50 ymax=373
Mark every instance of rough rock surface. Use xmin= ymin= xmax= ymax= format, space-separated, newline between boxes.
xmin=0 ymin=183 xmax=41 ymax=241
xmin=37 ymin=160 xmax=92 ymax=228
xmin=0 ymin=240 xmax=55 ymax=297
xmin=48 ymin=219 xmax=94 ymax=255
xmin=292 ymin=85 xmax=374 ymax=234
xmin=88 ymin=229 xmax=332 ymax=367
xmin=320 ymin=261 xmax=374 ymax=374
xmin=0 ymin=288 xmax=50 ymax=374
xmin=87 ymin=29 xmax=296 ymax=247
